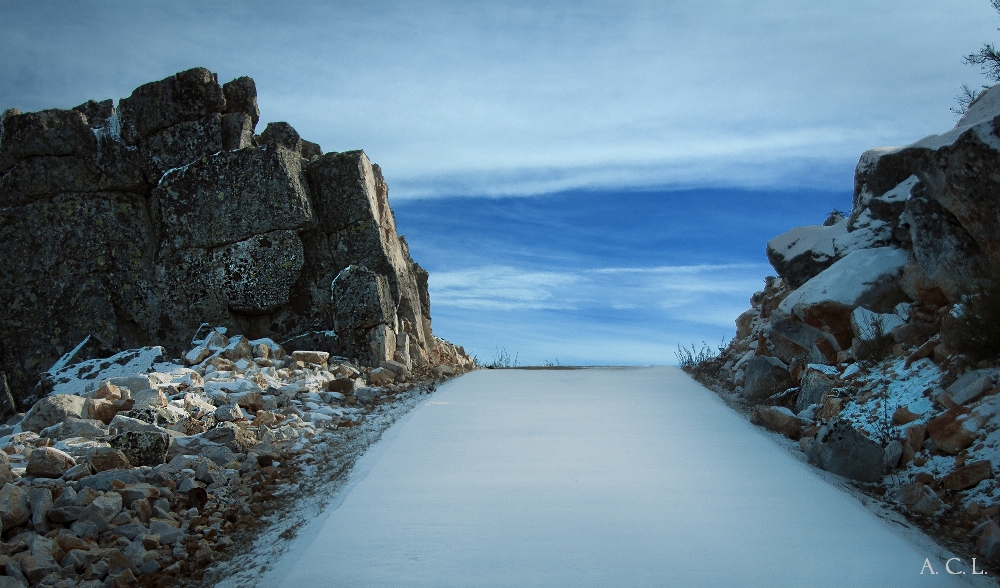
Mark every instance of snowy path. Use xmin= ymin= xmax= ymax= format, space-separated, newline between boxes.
xmin=254 ymin=367 xmax=977 ymax=587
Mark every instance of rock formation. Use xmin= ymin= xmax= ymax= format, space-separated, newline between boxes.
xmin=0 ymin=67 xmax=471 ymax=408
xmin=695 ymin=83 xmax=1000 ymax=564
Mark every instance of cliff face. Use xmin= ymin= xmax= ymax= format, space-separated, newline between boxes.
xmin=0 ymin=67 xmax=470 ymax=407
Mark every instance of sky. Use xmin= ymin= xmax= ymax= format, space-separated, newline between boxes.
xmin=2 ymin=0 xmax=999 ymax=365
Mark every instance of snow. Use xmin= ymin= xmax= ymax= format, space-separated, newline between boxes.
xmin=247 ymin=368 xmax=972 ymax=588
xmin=912 ymin=85 xmax=1000 ymax=152
xmin=767 ymin=222 xmax=842 ymax=262
xmin=778 ymin=247 xmax=910 ymax=315
xmin=45 ymin=346 xmax=169 ymax=396
xmin=957 ymin=84 xmax=1000 ymax=129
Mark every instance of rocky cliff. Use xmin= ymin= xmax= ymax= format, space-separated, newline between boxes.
xmin=0 ymin=67 xmax=472 ymax=408
xmin=698 ymin=84 xmax=1000 ymax=562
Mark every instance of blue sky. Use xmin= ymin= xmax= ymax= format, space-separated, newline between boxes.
xmin=2 ymin=0 xmax=998 ymax=364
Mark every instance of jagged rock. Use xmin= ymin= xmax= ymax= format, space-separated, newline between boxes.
xmin=202 ymin=422 xmax=255 ymax=452
xmin=741 ymin=356 xmax=792 ymax=401
xmin=132 ymin=388 xmax=167 ymax=410
xmin=212 ymin=405 xmax=245 ymax=422
xmin=0 ymin=108 xmax=96 ymax=173
xmin=805 ymin=418 xmax=885 ymax=482
xmin=796 ymin=365 xmax=835 ymax=413
xmin=27 ymin=487 xmax=53 ymax=533
xmin=367 ymin=368 xmax=395 ymax=387
xmin=118 ymin=67 xmax=226 ymax=144
xmin=0 ymin=484 xmax=30 ymax=529
xmin=0 ymin=452 xmax=13 ymax=485
xmin=750 ymin=406 xmax=803 ymax=438
xmin=291 ymin=350 xmax=329 ymax=367
xmin=20 ymin=554 xmax=59 ymax=584
xmin=109 ymin=414 xmax=181 ymax=437
xmin=765 ymin=216 xmax=890 ymax=289
xmin=768 ymin=317 xmax=839 ymax=365
xmin=73 ymin=98 xmax=114 ymax=126
xmin=222 ymin=76 xmax=259 ymax=129
xmin=138 ymin=112 xmax=222 ymax=183
xmin=221 ymin=112 xmax=254 ymax=150
xmin=301 ymin=139 xmax=322 ymax=161
xmin=108 ymin=431 xmax=169 ymax=467
xmin=333 ymin=265 xmax=395 ymax=333
xmin=26 ymin=447 xmax=77 ymax=477
xmin=261 ymin=121 xmax=302 ymax=153
xmin=896 ymin=481 xmax=945 ymax=516
xmin=87 ymin=446 xmax=131 ymax=472
xmin=75 ymin=468 xmax=145 ymax=492
xmin=979 ymin=521 xmax=1000 ymax=561
xmin=20 ymin=394 xmax=86 ymax=432
xmin=777 ymin=247 xmax=911 ymax=348
xmin=939 ymin=369 xmax=997 ymax=407
xmin=0 ymin=68 xmax=465 ymax=404
xmin=0 ymin=143 xmax=145 ymax=207
xmin=155 ymin=145 xmax=312 ymax=250
xmin=39 ymin=417 xmax=108 ymax=440
xmin=904 ymin=192 xmax=987 ymax=302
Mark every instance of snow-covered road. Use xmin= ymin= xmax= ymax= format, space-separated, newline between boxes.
xmin=255 ymin=367 xmax=976 ymax=587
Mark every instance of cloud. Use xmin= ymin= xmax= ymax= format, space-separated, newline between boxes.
xmin=2 ymin=0 xmax=997 ymax=198
xmin=430 ymin=263 xmax=769 ymax=323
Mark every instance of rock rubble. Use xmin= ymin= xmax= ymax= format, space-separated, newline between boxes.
xmin=0 ymin=67 xmax=473 ymax=411
xmin=692 ymin=82 xmax=1000 ymax=568
xmin=0 ymin=326 xmax=471 ymax=587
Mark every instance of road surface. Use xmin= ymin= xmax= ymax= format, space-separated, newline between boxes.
xmin=255 ymin=367 xmax=977 ymax=587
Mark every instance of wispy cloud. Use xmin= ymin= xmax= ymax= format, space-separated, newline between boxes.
xmin=430 ymin=263 xmax=769 ymax=322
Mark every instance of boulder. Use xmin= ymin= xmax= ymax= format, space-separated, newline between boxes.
xmin=333 ymin=265 xmax=396 ymax=332
xmin=978 ymin=521 xmax=1000 ymax=561
xmin=222 ymin=76 xmax=260 ymax=129
xmin=118 ymin=67 xmax=226 ymax=144
xmin=108 ymin=431 xmax=169 ymax=467
xmin=260 ymin=121 xmax=302 ymax=154
xmin=154 ymin=144 xmax=312 ymax=250
xmin=750 ymin=406 xmax=803 ymax=439
xmin=768 ymin=317 xmax=839 ymax=365
xmin=806 ymin=418 xmax=886 ymax=482
xmin=0 ymin=108 xmax=96 ymax=173
xmin=896 ymin=481 xmax=945 ymax=516
xmin=301 ymin=139 xmax=322 ymax=161
xmin=39 ymin=418 xmax=108 ymax=440
xmin=0 ymin=452 xmax=13 ymax=486
xmin=891 ymin=405 xmax=921 ymax=426
xmin=138 ymin=113 xmax=222 ymax=183
xmin=741 ymin=356 xmax=793 ymax=401
xmin=940 ymin=369 xmax=997 ymax=407
xmin=367 ymin=368 xmax=395 ymax=386
xmin=291 ymin=350 xmax=330 ymax=366
xmin=0 ymin=483 xmax=30 ymax=529
xmin=20 ymin=554 xmax=59 ymax=584
xmin=21 ymin=394 xmax=86 ymax=432
xmin=72 ymin=98 xmax=114 ymax=127
xmin=769 ymin=222 xmax=885 ymax=286
xmin=796 ymin=365 xmax=836 ymax=413
xmin=904 ymin=193 xmax=988 ymax=303
xmin=202 ymin=421 xmax=255 ymax=452
xmin=27 ymin=487 xmax=53 ymax=533
xmin=943 ymin=460 xmax=992 ymax=491
xmin=87 ymin=446 xmax=131 ymax=472
xmin=132 ymin=388 xmax=168 ymax=410
xmin=925 ymin=406 xmax=980 ymax=455
xmin=777 ymin=247 xmax=911 ymax=348
xmin=26 ymin=447 xmax=77 ymax=478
